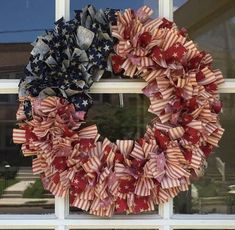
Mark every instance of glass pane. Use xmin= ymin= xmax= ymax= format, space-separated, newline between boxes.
xmin=87 ymin=94 xmax=154 ymax=141
xmin=0 ymin=94 xmax=54 ymax=214
xmin=0 ymin=44 xmax=31 ymax=79
xmin=0 ymin=1 xmax=54 ymax=79
xmin=174 ymin=0 xmax=235 ymax=78
xmin=70 ymin=93 xmax=159 ymax=215
xmin=0 ymin=0 xmax=55 ymax=43
xmin=174 ymin=94 xmax=235 ymax=214
xmin=70 ymin=0 xmax=159 ymax=18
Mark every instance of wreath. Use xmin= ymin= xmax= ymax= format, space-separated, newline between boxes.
xmin=13 ymin=5 xmax=224 ymax=217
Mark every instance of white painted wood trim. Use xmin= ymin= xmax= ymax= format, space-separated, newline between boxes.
xmin=159 ymin=0 xmax=173 ymax=20
xmin=1 ymin=79 xmax=235 ymax=94
xmin=55 ymin=196 xmax=69 ymax=219
xmin=54 ymin=2 xmax=70 ymax=229
xmin=0 ymin=216 xmax=235 ymax=229
xmin=159 ymin=200 xmax=172 ymax=219
xmin=55 ymin=0 xmax=70 ymax=21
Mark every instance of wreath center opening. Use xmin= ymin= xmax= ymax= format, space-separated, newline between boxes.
xmin=84 ymin=94 xmax=154 ymax=142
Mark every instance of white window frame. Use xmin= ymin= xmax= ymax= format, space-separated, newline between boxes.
xmin=0 ymin=0 xmax=235 ymax=229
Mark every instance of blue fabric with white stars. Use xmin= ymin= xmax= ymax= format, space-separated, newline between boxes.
xmin=19 ymin=5 xmax=119 ymax=119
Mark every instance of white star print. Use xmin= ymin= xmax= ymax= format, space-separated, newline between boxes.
xmin=82 ymin=100 xmax=88 ymax=107
xmin=89 ymin=55 xmax=94 ymax=60
xmin=24 ymin=101 xmax=29 ymax=107
xmin=74 ymin=179 xmax=79 ymax=184
xmin=104 ymin=44 xmax=110 ymax=51
xmin=75 ymin=103 xmax=80 ymax=108
xmin=124 ymin=185 xmax=129 ymax=190
xmin=173 ymin=52 xmax=178 ymax=58
xmin=34 ymin=66 xmax=39 ymax=72
xmin=97 ymin=53 xmax=102 ymax=58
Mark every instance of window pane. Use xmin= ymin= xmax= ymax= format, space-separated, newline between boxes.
xmin=174 ymin=0 xmax=235 ymax=78
xmin=0 ymin=44 xmax=31 ymax=79
xmin=0 ymin=94 xmax=54 ymax=214
xmin=70 ymin=93 xmax=158 ymax=215
xmin=70 ymin=0 xmax=159 ymax=18
xmin=0 ymin=0 xmax=54 ymax=43
xmin=174 ymin=94 xmax=235 ymax=214
xmin=0 ymin=1 xmax=54 ymax=79
xmin=87 ymin=94 xmax=154 ymax=141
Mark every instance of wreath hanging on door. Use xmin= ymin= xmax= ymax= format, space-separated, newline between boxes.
xmin=13 ymin=5 xmax=224 ymax=217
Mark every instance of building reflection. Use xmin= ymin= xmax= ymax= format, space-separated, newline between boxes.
xmin=174 ymin=0 xmax=235 ymax=214
xmin=0 ymin=43 xmax=54 ymax=214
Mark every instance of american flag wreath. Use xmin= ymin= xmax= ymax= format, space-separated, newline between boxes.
xmin=13 ymin=5 xmax=224 ymax=217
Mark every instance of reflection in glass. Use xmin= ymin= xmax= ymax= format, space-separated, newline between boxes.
xmin=70 ymin=0 xmax=159 ymax=18
xmin=86 ymin=94 xmax=154 ymax=141
xmin=0 ymin=1 xmax=55 ymax=78
xmin=173 ymin=0 xmax=235 ymax=214
xmin=174 ymin=0 xmax=235 ymax=78
xmin=0 ymin=94 xmax=54 ymax=214
xmin=0 ymin=0 xmax=55 ymax=43
xmin=0 ymin=43 xmax=31 ymax=79
xmin=174 ymin=94 xmax=235 ymax=214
